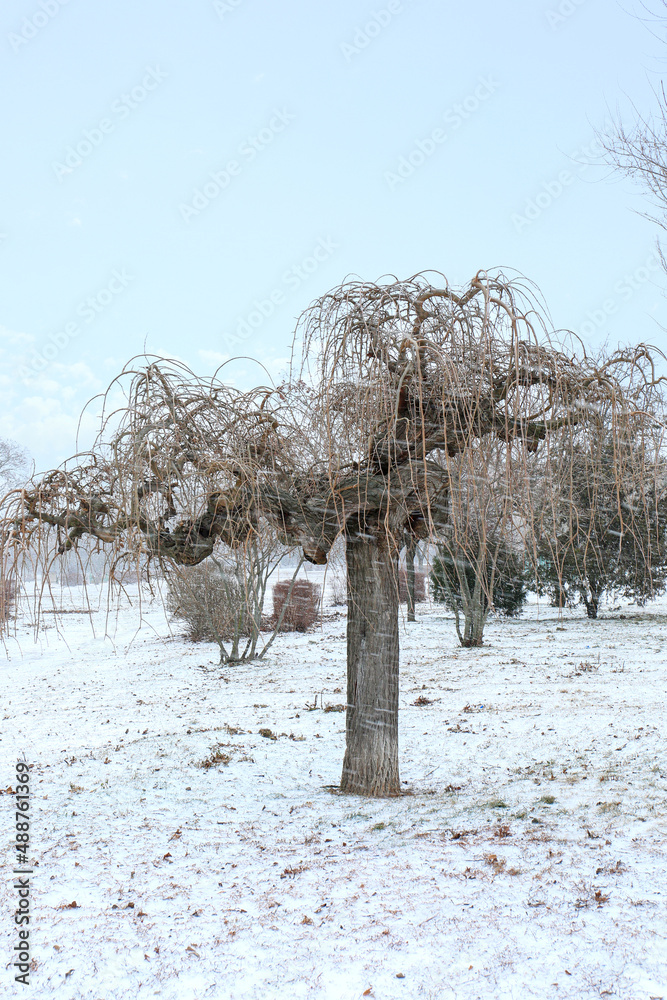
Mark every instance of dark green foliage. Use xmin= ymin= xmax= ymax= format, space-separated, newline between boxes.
xmin=537 ymin=438 xmax=667 ymax=618
xmin=431 ymin=542 xmax=529 ymax=644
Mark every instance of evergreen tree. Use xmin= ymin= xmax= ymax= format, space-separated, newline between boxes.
xmin=537 ymin=429 xmax=667 ymax=617
xmin=431 ymin=538 xmax=529 ymax=645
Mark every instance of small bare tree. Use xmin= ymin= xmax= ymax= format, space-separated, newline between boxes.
xmin=2 ymin=272 xmax=661 ymax=796
xmin=598 ymin=6 xmax=667 ymax=269
xmin=430 ymin=440 xmax=529 ymax=645
xmin=0 ymin=439 xmax=31 ymax=492
xmin=0 ymin=440 xmax=31 ymax=628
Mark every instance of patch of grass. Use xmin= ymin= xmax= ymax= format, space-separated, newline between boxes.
xmin=259 ymin=728 xmax=278 ymax=740
xmin=372 ymin=822 xmax=386 ymax=831
xmin=539 ymin=795 xmax=556 ymax=805
xmin=484 ymin=853 xmax=506 ymax=874
xmin=575 ymin=887 xmax=610 ymax=909
xmin=280 ymin=865 xmax=308 ymax=879
xmin=195 ymin=744 xmax=254 ymax=769
xmin=224 ymin=723 xmax=244 ymax=735
xmin=197 ymin=745 xmax=232 ymax=769
xmin=485 ymin=799 xmax=508 ymax=809
xmin=573 ymin=660 xmax=598 ymax=676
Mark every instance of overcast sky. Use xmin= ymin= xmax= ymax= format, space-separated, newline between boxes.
xmin=2 ymin=0 xmax=667 ymax=473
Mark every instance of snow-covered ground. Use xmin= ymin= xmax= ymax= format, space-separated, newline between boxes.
xmin=1 ymin=580 xmax=666 ymax=1000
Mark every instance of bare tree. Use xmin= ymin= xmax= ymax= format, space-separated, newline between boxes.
xmin=0 ymin=440 xmax=31 ymax=628
xmin=1 ymin=272 xmax=660 ymax=796
xmin=430 ymin=439 xmax=530 ymax=646
xmin=0 ymin=439 xmax=31 ymax=493
xmin=598 ymin=5 xmax=667 ymax=263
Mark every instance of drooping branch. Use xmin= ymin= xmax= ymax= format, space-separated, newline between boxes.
xmin=2 ymin=275 xmax=663 ymax=585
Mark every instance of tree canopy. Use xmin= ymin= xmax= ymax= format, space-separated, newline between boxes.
xmin=4 ymin=271 xmax=659 ymax=575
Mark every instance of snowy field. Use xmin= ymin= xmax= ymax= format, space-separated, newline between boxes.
xmin=1 ymin=579 xmax=666 ymax=1000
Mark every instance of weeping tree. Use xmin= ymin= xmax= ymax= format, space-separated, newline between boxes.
xmin=2 ymin=271 xmax=661 ymax=796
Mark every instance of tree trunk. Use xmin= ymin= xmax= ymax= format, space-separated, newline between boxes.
xmin=584 ymin=577 xmax=600 ymax=619
xmin=405 ymin=537 xmax=417 ymax=623
xmin=461 ymin=593 xmax=488 ymax=646
xmin=551 ymin=581 xmax=567 ymax=609
xmin=585 ymin=595 xmax=599 ymax=619
xmin=341 ymin=531 xmax=400 ymax=797
xmin=459 ymin=558 xmax=488 ymax=646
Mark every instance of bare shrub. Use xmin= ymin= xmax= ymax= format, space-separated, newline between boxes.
xmin=166 ymin=538 xmax=306 ymax=663
xmin=329 ymin=573 xmax=346 ymax=606
xmin=272 ymin=579 xmax=320 ymax=631
xmin=166 ymin=560 xmax=248 ymax=644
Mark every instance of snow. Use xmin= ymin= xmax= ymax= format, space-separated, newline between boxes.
xmin=1 ymin=581 xmax=666 ymax=1000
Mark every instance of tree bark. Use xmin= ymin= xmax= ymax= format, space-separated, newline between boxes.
xmin=461 ymin=594 xmax=488 ymax=646
xmin=585 ymin=596 xmax=599 ymax=619
xmin=584 ymin=578 xmax=600 ymax=619
xmin=341 ymin=531 xmax=400 ymax=797
xmin=454 ymin=552 xmax=488 ymax=647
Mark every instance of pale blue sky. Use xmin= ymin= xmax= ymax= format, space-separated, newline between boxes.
xmin=2 ymin=0 xmax=667 ymax=471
